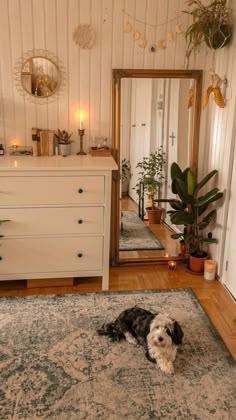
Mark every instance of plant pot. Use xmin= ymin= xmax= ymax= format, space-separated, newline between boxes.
xmin=122 ymin=178 xmax=129 ymax=195
xmin=205 ymin=24 xmax=232 ymax=50
xmin=58 ymin=143 xmax=71 ymax=156
xmin=146 ymin=207 xmax=164 ymax=224
xmin=189 ymin=252 xmax=208 ymax=274
xmin=180 ymin=242 xmax=187 ymax=256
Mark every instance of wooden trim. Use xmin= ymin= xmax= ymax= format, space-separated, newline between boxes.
xmin=110 ymin=68 xmax=203 ymax=266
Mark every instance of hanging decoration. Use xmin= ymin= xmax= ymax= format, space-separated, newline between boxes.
xmin=203 ymin=72 xmax=226 ymax=109
xmin=73 ymin=24 xmax=96 ymax=49
xmin=122 ymin=8 xmax=184 ymax=52
xmin=124 ymin=21 xmax=132 ymax=33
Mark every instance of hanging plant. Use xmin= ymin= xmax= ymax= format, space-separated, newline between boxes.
xmin=183 ymin=0 xmax=232 ymax=65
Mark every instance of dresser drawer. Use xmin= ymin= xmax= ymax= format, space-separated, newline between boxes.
xmin=0 ymin=176 xmax=104 ymax=206
xmin=0 ymin=207 xmax=104 ymax=236
xmin=0 ymin=237 xmax=103 ymax=274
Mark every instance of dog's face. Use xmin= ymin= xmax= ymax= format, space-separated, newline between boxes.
xmin=147 ymin=314 xmax=183 ymax=349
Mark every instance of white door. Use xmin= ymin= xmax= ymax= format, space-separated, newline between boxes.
xmin=222 ymin=138 xmax=236 ymax=298
xmin=129 ymin=79 xmax=152 ymax=203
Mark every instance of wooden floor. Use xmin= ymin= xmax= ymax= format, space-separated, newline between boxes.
xmin=0 ymin=263 xmax=235 ymax=360
xmin=120 ymin=196 xmax=180 ymax=260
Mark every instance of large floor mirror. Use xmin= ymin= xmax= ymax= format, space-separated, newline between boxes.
xmin=111 ymin=69 xmax=202 ymax=265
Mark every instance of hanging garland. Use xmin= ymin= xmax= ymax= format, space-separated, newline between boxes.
xmin=122 ymin=7 xmax=184 ymax=51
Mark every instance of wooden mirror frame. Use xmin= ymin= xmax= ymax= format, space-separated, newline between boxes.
xmin=110 ymin=68 xmax=203 ymax=266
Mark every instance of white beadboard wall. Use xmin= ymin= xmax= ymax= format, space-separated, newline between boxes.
xmin=0 ymin=0 xmax=236 ymax=275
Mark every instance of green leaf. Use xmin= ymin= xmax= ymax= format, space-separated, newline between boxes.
xmin=175 ymin=178 xmax=194 ymax=204
xmin=170 ymin=210 xmax=195 ymax=225
xmin=187 ymin=170 xmax=197 ymax=195
xmin=195 ymin=190 xmax=223 ymax=207
xmin=202 ymin=238 xmax=218 ymax=244
xmin=169 ymin=201 xmax=186 ymax=210
xmin=171 ymin=233 xmax=184 ymax=240
xmin=198 ymin=203 xmax=208 ymax=216
xmin=195 ymin=169 xmax=218 ymax=193
xmin=171 ymin=162 xmax=183 ymax=181
xmin=197 ymin=209 xmax=216 ymax=230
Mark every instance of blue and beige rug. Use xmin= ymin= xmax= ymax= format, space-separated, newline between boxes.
xmin=0 ymin=289 xmax=235 ymax=419
xmin=120 ymin=210 xmax=164 ymax=251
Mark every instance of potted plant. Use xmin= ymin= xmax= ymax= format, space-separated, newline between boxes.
xmin=134 ymin=147 xmax=166 ymax=224
xmin=55 ymin=129 xmax=73 ymax=156
xmin=121 ymin=158 xmax=131 ymax=195
xmin=167 ymin=162 xmax=223 ymax=273
xmin=183 ymin=0 xmax=232 ymax=66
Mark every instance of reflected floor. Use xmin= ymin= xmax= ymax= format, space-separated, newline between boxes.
xmin=119 ymin=196 xmax=180 ymax=260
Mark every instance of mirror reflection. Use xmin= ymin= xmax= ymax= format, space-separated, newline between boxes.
xmin=21 ymin=57 xmax=59 ymax=97
xmin=119 ymin=77 xmax=194 ymax=261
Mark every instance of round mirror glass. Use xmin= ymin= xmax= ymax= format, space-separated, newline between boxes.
xmin=21 ymin=57 xmax=59 ymax=97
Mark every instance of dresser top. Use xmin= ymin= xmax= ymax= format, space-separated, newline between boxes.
xmin=0 ymin=155 xmax=118 ymax=171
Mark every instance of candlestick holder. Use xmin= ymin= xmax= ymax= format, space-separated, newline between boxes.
xmin=77 ymin=129 xmax=87 ymax=155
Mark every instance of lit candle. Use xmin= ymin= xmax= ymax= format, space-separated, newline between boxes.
xmin=79 ymin=113 xmax=83 ymax=130
xmin=168 ymin=260 xmax=177 ymax=271
xmin=204 ymin=260 xmax=217 ymax=281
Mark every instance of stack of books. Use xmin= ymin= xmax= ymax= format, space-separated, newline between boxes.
xmin=31 ymin=128 xmax=55 ymax=157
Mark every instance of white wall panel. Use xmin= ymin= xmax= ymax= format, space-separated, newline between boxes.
xmin=100 ymin=0 xmax=113 ymax=141
xmin=123 ymin=0 xmax=135 ymax=68
xmin=45 ymin=0 xmax=59 ymax=134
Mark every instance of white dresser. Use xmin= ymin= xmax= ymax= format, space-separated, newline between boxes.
xmin=0 ymin=155 xmax=117 ymax=290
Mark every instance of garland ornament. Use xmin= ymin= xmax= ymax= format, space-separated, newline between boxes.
xmin=122 ymin=8 xmax=183 ymax=51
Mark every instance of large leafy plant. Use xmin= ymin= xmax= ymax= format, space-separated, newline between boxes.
xmin=134 ymin=148 xmax=166 ymax=209
xmin=184 ymin=0 xmax=232 ymax=66
xmin=168 ymin=162 xmax=223 ymax=256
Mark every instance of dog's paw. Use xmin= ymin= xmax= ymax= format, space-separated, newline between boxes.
xmin=160 ymin=362 xmax=174 ymax=375
xmin=124 ymin=332 xmax=138 ymax=345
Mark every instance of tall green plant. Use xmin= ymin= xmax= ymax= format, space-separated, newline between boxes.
xmin=134 ymin=148 xmax=166 ymax=209
xmin=168 ymin=162 xmax=223 ymax=255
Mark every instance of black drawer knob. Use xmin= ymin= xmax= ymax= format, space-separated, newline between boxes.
xmin=0 ymin=256 xmax=2 ymax=261
xmin=77 ymin=253 xmax=83 ymax=258
xmin=78 ymin=188 xmax=83 ymax=194
xmin=78 ymin=219 xmax=83 ymax=224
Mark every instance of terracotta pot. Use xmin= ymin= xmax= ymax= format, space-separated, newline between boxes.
xmin=180 ymin=242 xmax=187 ymax=256
xmin=146 ymin=207 xmax=164 ymax=224
xmin=189 ymin=252 xmax=208 ymax=274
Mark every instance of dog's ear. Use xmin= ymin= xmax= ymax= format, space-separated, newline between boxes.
xmin=171 ymin=321 xmax=184 ymax=345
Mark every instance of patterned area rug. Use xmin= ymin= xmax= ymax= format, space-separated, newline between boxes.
xmin=120 ymin=210 xmax=164 ymax=250
xmin=0 ymin=289 xmax=235 ymax=419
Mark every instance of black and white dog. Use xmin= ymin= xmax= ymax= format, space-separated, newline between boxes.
xmin=97 ymin=306 xmax=184 ymax=374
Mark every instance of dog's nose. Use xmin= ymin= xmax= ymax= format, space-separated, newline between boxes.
xmin=158 ymin=337 xmax=164 ymax=342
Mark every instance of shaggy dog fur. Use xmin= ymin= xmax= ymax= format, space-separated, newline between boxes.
xmin=97 ymin=306 xmax=184 ymax=374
